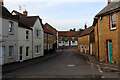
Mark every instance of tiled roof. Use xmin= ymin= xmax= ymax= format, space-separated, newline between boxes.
xmin=12 ymin=10 xmax=26 ymax=16
xmin=0 ymin=5 xmax=18 ymax=21
xmin=58 ymin=31 xmax=78 ymax=37
xmin=79 ymin=26 xmax=94 ymax=37
xmin=19 ymin=16 xmax=38 ymax=27
xmin=44 ymin=23 xmax=57 ymax=31
xmin=43 ymin=25 xmax=53 ymax=35
xmin=96 ymin=1 xmax=120 ymax=16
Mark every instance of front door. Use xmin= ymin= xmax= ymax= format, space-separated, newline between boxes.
xmin=90 ymin=44 xmax=92 ymax=55
xmin=69 ymin=41 xmax=71 ymax=46
xmin=19 ymin=47 xmax=23 ymax=62
xmin=1 ymin=47 xmax=5 ymax=65
xmin=108 ymin=41 xmax=113 ymax=63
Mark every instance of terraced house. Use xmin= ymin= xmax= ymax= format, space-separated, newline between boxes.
xmin=44 ymin=23 xmax=58 ymax=52
xmin=94 ymin=1 xmax=120 ymax=63
xmin=78 ymin=26 xmax=95 ymax=55
xmin=58 ymin=31 xmax=78 ymax=47
xmin=43 ymin=24 xmax=53 ymax=54
xmin=0 ymin=4 xmax=18 ymax=65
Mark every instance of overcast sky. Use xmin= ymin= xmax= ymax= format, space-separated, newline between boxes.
xmin=4 ymin=0 xmax=108 ymax=31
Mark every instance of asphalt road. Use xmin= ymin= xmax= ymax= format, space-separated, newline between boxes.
xmin=3 ymin=48 xmax=103 ymax=79
xmin=3 ymin=48 xmax=119 ymax=80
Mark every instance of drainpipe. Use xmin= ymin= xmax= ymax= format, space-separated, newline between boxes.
xmin=32 ymin=29 xmax=34 ymax=58
xmin=97 ymin=19 xmax=100 ymax=59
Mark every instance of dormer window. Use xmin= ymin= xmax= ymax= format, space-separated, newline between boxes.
xmin=110 ymin=13 xmax=116 ymax=30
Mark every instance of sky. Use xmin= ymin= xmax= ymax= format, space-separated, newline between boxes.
xmin=4 ymin=0 xmax=108 ymax=31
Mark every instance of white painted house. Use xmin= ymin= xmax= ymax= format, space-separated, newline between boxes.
xmin=0 ymin=5 xmax=18 ymax=65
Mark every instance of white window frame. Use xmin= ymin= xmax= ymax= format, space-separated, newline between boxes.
xmin=26 ymin=30 xmax=29 ymax=40
xmin=110 ymin=13 xmax=116 ymax=30
xmin=9 ymin=21 xmax=14 ymax=34
xmin=9 ymin=46 xmax=13 ymax=58
xmin=35 ymin=29 xmax=41 ymax=38
xmin=72 ymin=37 xmax=75 ymax=40
xmin=26 ymin=47 xmax=29 ymax=57
xmin=72 ymin=41 xmax=75 ymax=44
xmin=35 ymin=45 xmax=41 ymax=54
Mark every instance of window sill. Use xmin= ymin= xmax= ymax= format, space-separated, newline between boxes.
xmin=9 ymin=33 xmax=14 ymax=35
xmin=9 ymin=57 xmax=13 ymax=59
xmin=110 ymin=28 xmax=117 ymax=31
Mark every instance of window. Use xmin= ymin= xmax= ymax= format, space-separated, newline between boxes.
xmin=65 ymin=41 xmax=68 ymax=44
xmin=50 ymin=35 xmax=52 ymax=40
xmin=110 ymin=13 xmax=116 ymax=30
xmin=35 ymin=45 xmax=41 ymax=54
xmin=48 ymin=34 xmax=49 ymax=40
xmin=9 ymin=46 xmax=13 ymax=58
xmin=44 ymin=43 xmax=47 ymax=49
xmin=9 ymin=21 xmax=14 ymax=34
xmin=44 ymin=34 xmax=47 ymax=39
xmin=35 ymin=29 xmax=41 ymax=38
xmin=50 ymin=43 xmax=52 ymax=49
xmin=59 ymin=37 xmax=62 ymax=40
xmin=26 ymin=47 xmax=29 ymax=56
xmin=72 ymin=37 xmax=75 ymax=40
xmin=72 ymin=41 xmax=75 ymax=44
xmin=26 ymin=31 xmax=29 ymax=40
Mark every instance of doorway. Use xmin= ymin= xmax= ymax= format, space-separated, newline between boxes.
xmin=19 ymin=47 xmax=23 ymax=62
xmin=107 ymin=40 xmax=113 ymax=63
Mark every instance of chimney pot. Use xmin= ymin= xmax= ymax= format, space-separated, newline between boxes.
xmin=0 ymin=0 xmax=4 ymax=6
xmin=23 ymin=10 xmax=28 ymax=16
xmin=108 ymin=0 xmax=111 ymax=5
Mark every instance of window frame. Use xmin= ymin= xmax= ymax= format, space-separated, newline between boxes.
xmin=9 ymin=46 xmax=13 ymax=58
xmin=26 ymin=30 xmax=29 ymax=40
xmin=110 ymin=13 xmax=117 ymax=30
xmin=26 ymin=47 xmax=29 ymax=57
xmin=9 ymin=21 xmax=14 ymax=34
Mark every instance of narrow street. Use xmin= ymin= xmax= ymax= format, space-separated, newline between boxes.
xmin=3 ymin=47 xmax=119 ymax=79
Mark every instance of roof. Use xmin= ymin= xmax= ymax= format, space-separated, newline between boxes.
xmin=19 ymin=16 xmax=38 ymax=27
xmin=43 ymin=25 xmax=53 ymax=35
xmin=58 ymin=31 xmax=78 ymax=37
xmin=12 ymin=10 xmax=26 ymax=16
xmin=79 ymin=26 xmax=94 ymax=37
xmin=0 ymin=5 xmax=18 ymax=21
xmin=96 ymin=1 xmax=120 ymax=16
xmin=44 ymin=23 xmax=57 ymax=31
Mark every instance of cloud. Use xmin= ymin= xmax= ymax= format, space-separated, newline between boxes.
xmin=5 ymin=0 xmax=106 ymax=2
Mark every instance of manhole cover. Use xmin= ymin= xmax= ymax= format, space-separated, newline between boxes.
xmin=68 ymin=64 xmax=75 ymax=67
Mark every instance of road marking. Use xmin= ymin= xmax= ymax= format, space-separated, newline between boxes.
xmin=68 ymin=64 xmax=75 ymax=67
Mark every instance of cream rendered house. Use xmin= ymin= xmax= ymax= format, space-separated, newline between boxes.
xmin=19 ymin=16 xmax=44 ymax=59
xmin=17 ymin=22 xmax=33 ymax=62
xmin=0 ymin=5 xmax=18 ymax=65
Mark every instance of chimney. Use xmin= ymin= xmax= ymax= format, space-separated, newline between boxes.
xmin=0 ymin=0 xmax=4 ymax=6
xmin=23 ymin=10 xmax=28 ymax=16
xmin=108 ymin=0 xmax=111 ymax=5
xmin=84 ymin=23 xmax=87 ymax=29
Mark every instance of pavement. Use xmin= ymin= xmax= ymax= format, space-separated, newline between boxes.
xmin=2 ymin=50 xmax=62 ymax=74
xmin=75 ymin=51 xmax=120 ymax=78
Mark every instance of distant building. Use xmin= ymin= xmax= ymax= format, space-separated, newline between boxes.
xmin=43 ymin=24 xmax=53 ymax=55
xmin=58 ymin=31 xmax=78 ymax=47
xmin=44 ymin=23 xmax=58 ymax=52
xmin=78 ymin=26 xmax=95 ymax=55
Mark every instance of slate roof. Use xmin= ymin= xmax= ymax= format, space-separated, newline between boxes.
xmin=96 ymin=1 xmax=120 ymax=16
xmin=79 ymin=26 xmax=94 ymax=37
xmin=58 ymin=31 xmax=78 ymax=37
